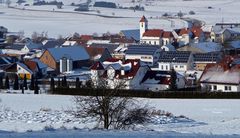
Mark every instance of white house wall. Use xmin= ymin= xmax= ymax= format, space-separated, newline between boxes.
xmin=201 ymin=83 xmax=239 ymax=92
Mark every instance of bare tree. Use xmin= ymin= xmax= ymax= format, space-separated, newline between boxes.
xmin=72 ymin=74 xmax=151 ymax=129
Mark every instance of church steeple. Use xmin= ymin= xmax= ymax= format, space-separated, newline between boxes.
xmin=139 ymin=16 xmax=148 ymax=39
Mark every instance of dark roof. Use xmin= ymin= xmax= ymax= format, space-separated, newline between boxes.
xmin=121 ymin=29 xmax=140 ymax=41
xmin=42 ymin=40 xmax=63 ymax=49
xmin=158 ymin=51 xmax=191 ymax=63
xmin=46 ymin=46 xmax=90 ymax=62
xmin=5 ymin=43 xmax=25 ymax=50
xmin=141 ymin=70 xmax=171 ymax=85
xmin=193 ymin=53 xmax=221 ymax=62
xmin=89 ymin=43 xmax=119 ymax=53
xmin=126 ymin=45 xmax=160 ymax=55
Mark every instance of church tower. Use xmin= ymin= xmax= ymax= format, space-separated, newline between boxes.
xmin=139 ymin=16 xmax=148 ymax=39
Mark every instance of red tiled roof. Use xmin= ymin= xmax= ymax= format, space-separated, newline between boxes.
xmin=143 ymin=29 xmax=163 ymax=37
xmin=97 ymin=58 xmax=142 ymax=79
xmin=85 ymin=47 xmax=105 ymax=58
xmin=179 ymin=28 xmax=190 ymax=35
xmin=139 ymin=16 xmax=148 ymax=22
xmin=80 ymin=35 xmax=93 ymax=41
xmin=24 ymin=61 xmax=38 ymax=71
xmin=162 ymin=31 xmax=173 ymax=38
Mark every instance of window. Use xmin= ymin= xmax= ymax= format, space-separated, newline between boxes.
xmin=213 ymin=85 xmax=217 ymax=90
xmin=175 ymin=65 xmax=178 ymax=68
xmin=180 ymin=65 xmax=184 ymax=68
xmin=166 ymin=65 xmax=168 ymax=70
xmin=154 ymin=41 xmax=156 ymax=45
xmin=161 ymin=65 xmax=163 ymax=70
xmin=225 ymin=86 xmax=232 ymax=91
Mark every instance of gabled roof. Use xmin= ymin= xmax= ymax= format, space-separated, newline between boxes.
xmin=24 ymin=60 xmax=38 ymax=71
xmin=141 ymin=70 xmax=171 ymax=85
xmin=25 ymin=42 xmax=42 ymax=50
xmin=89 ymin=43 xmax=119 ymax=53
xmin=162 ymin=31 xmax=174 ymax=38
xmin=46 ymin=46 xmax=90 ymax=62
xmin=192 ymin=42 xmax=222 ymax=53
xmin=158 ymin=51 xmax=191 ymax=63
xmin=179 ymin=28 xmax=190 ymax=36
xmin=92 ymin=58 xmax=143 ymax=79
xmin=85 ymin=47 xmax=110 ymax=60
xmin=17 ymin=62 xmax=33 ymax=74
xmin=120 ymin=29 xmax=140 ymax=41
xmin=200 ymin=62 xmax=240 ymax=85
xmin=126 ymin=45 xmax=160 ymax=55
xmin=143 ymin=29 xmax=163 ymax=37
xmin=42 ymin=40 xmax=63 ymax=49
xmin=31 ymin=58 xmax=48 ymax=69
xmin=139 ymin=16 xmax=148 ymax=22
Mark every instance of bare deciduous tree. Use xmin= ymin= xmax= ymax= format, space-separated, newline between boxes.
xmin=72 ymin=75 xmax=151 ymax=129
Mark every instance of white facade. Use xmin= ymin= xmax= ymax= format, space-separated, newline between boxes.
xmin=201 ymin=83 xmax=240 ymax=92
xmin=178 ymin=34 xmax=190 ymax=46
xmin=141 ymin=36 xmax=162 ymax=46
xmin=17 ymin=64 xmax=32 ymax=75
xmin=141 ymin=74 xmax=186 ymax=92
xmin=60 ymin=58 xmax=73 ymax=73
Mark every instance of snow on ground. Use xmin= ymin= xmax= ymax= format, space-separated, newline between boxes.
xmin=0 ymin=93 xmax=240 ymax=137
xmin=5 ymin=0 xmax=240 ymax=37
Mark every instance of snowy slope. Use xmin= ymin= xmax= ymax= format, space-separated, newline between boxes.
xmin=1 ymin=0 xmax=240 ymax=37
xmin=0 ymin=93 xmax=240 ymax=136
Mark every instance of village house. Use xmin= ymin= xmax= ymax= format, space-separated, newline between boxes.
xmin=90 ymin=58 xmax=150 ymax=90
xmin=200 ymin=56 xmax=240 ymax=92
xmin=193 ymin=52 xmax=222 ymax=71
xmin=157 ymin=51 xmax=193 ymax=72
xmin=125 ymin=45 xmax=161 ymax=67
xmin=140 ymin=70 xmax=186 ymax=91
xmin=39 ymin=46 xmax=90 ymax=73
xmin=210 ymin=25 xmax=240 ymax=43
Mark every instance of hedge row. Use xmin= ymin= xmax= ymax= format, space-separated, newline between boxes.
xmin=52 ymin=88 xmax=240 ymax=99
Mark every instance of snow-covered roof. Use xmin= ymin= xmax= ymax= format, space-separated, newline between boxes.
xmin=192 ymin=42 xmax=222 ymax=53
xmin=25 ymin=42 xmax=42 ymax=50
xmin=47 ymin=46 xmax=90 ymax=62
xmin=62 ymin=41 xmax=78 ymax=46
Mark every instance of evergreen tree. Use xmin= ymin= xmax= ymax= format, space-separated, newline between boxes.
xmin=75 ymin=77 xmax=80 ymax=88
xmin=13 ymin=74 xmax=19 ymax=90
xmin=50 ymin=77 xmax=55 ymax=91
xmin=57 ymin=78 xmax=60 ymax=88
xmin=34 ymin=79 xmax=39 ymax=94
xmin=29 ymin=74 xmax=35 ymax=90
xmin=5 ymin=75 xmax=9 ymax=89
xmin=62 ymin=76 xmax=67 ymax=87
xmin=170 ymin=68 xmax=177 ymax=90
xmin=23 ymin=74 xmax=28 ymax=90
xmin=0 ymin=76 xmax=3 ymax=89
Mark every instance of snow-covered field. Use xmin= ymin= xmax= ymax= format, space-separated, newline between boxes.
xmin=1 ymin=0 xmax=240 ymax=38
xmin=0 ymin=93 xmax=240 ymax=137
